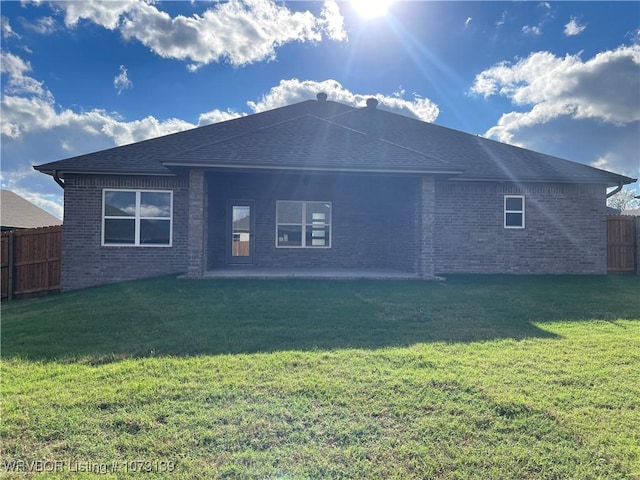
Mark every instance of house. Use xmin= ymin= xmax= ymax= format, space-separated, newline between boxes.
xmin=34 ymin=95 xmax=636 ymax=290
xmin=621 ymin=208 xmax=640 ymax=216
xmin=0 ymin=190 xmax=62 ymax=231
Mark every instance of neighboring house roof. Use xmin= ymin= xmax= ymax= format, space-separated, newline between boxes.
xmin=0 ymin=190 xmax=62 ymax=229
xmin=621 ymin=208 xmax=640 ymax=216
xmin=34 ymin=97 xmax=636 ymax=187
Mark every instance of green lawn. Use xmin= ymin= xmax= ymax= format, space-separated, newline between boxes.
xmin=1 ymin=275 xmax=639 ymax=479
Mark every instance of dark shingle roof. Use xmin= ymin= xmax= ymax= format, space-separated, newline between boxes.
xmin=166 ymin=114 xmax=460 ymax=174
xmin=34 ymin=100 xmax=353 ymax=177
xmin=34 ymin=98 xmax=635 ymax=186
xmin=331 ymin=107 xmax=635 ymax=185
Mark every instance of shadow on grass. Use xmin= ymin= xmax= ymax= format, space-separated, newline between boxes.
xmin=2 ymin=275 xmax=639 ymax=362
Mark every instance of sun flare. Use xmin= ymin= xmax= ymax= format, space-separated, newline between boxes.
xmin=350 ymin=0 xmax=393 ymax=19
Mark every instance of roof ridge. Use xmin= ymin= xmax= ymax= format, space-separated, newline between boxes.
xmin=327 ymin=106 xmax=456 ymax=169
xmin=307 ymin=114 xmax=371 ymax=136
xmin=307 ymin=115 xmax=457 ymax=169
xmin=377 ymin=138 xmax=455 ymax=168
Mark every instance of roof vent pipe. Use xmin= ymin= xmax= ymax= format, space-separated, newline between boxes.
xmin=366 ymin=97 xmax=379 ymax=109
xmin=316 ymin=92 xmax=328 ymax=102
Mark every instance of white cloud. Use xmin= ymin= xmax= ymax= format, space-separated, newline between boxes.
xmin=100 ymin=116 xmax=194 ymax=146
xmin=51 ymin=0 xmax=347 ymax=68
xmin=197 ymin=109 xmax=244 ymax=127
xmin=522 ymin=25 xmax=541 ymax=36
xmin=54 ymin=0 xmax=138 ymax=30
xmin=471 ymin=45 xmax=640 ymax=178
xmin=521 ymin=2 xmax=553 ymax=37
xmin=321 ymin=0 xmax=347 ymax=42
xmin=0 ymin=52 xmax=52 ymax=102
xmin=472 ymin=46 xmax=640 ymax=128
xmin=564 ymin=17 xmax=586 ymax=37
xmin=248 ymin=79 xmax=439 ymax=122
xmin=113 ymin=65 xmax=132 ymax=94
xmin=2 ymin=16 xmax=20 ymax=39
xmin=22 ymin=16 xmax=57 ymax=34
xmin=592 ymin=152 xmax=627 ymax=177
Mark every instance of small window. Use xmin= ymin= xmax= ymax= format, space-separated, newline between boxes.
xmin=504 ymin=195 xmax=525 ymax=229
xmin=103 ymin=190 xmax=172 ymax=246
xmin=276 ymin=201 xmax=331 ymax=248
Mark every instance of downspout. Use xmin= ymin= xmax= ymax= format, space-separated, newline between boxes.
xmin=53 ymin=170 xmax=65 ymax=189
xmin=606 ymin=182 xmax=623 ymax=198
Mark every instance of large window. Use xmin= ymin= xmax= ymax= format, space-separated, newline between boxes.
xmin=276 ymin=201 xmax=331 ymax=248
xmin=504 ymin=195 xmax=525 ymax=229
xmin=103 ymin=190 xmax=172 ymax=246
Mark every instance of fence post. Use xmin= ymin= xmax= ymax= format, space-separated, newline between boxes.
xmin=7 ymin=232 xmax=15 ymax=301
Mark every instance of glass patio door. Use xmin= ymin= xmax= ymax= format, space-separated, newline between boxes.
xmin=228 ymin=201 xmax=254 ymax=264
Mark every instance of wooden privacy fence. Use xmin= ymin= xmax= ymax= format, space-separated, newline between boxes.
xmin=1 ymin=225 xmax=62 ymax=300
xmin=607 ymin=215 xmax=639 ymax=274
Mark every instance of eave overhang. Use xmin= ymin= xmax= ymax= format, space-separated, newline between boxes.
xmin=449 ymin=174 xmax=637 ymax=188
xmin=161 ymin=161 xmax=464 ymax=176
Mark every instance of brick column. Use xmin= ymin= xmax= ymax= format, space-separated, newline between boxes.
xmin=187 ymin=169 xmax=206 ymax=278
xmin=417 ymin=175 xmax=436 ymax=278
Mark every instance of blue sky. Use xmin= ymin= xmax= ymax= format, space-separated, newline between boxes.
xmin=1 ymin=0 xmax=639 ymax=218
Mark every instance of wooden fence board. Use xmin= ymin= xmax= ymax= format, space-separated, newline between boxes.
xmin=1 ymin=225 xmax=62 ymax=300
xmin=607 ymin=215 xmax=638 ymax=273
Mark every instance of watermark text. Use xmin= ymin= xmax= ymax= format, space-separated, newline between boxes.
xmin=2 ymin=459 xmax=176 ymax=474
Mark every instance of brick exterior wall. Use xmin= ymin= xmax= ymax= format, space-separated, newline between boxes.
xmin=61 ymin=171 xmax=609 ymax=290
xmin=207 ymin=172 xmax=419 ymax=271
xmin=61 ymin=174 xmax=189 ymax=290
xmin=433 ymin=181 xmax=607 ymax=274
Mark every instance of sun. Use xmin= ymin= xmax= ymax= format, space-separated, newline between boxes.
xmin=350 ymin=0 xmax=393 ymax=19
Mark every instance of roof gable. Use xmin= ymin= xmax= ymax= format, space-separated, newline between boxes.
xmin=166 ymin=114 xmax=460 ymax=174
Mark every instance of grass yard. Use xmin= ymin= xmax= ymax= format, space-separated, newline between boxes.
xmin=1 ymin=275 xmax=639 ymax=479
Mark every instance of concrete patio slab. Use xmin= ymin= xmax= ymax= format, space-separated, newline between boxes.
xmin=201 ymin=268 xmax=424 ymax=280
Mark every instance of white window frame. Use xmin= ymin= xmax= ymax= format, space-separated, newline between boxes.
xmin=102 ymin=189 xmax=173 ymax=247
xmin=504 ymin=195 xmax=525 ymax=229
xmin=275 ymin=201 xmax=332 ymax=248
